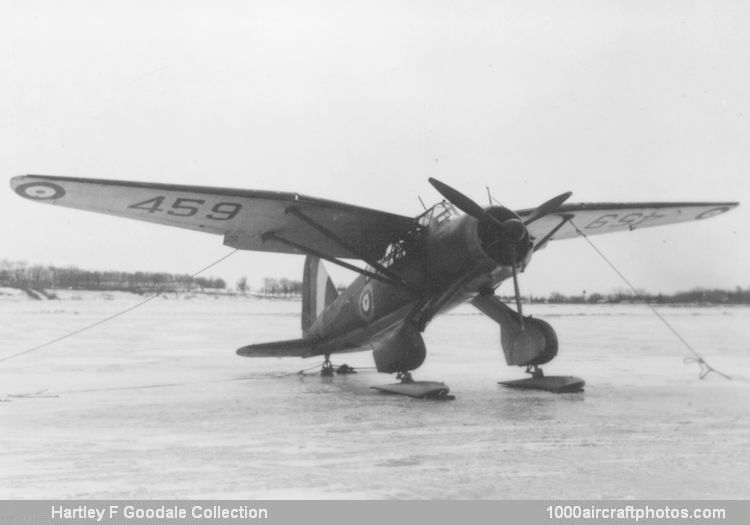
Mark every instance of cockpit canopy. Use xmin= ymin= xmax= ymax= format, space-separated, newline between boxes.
xmin=416 ymin=202 xmax=459 ymax=227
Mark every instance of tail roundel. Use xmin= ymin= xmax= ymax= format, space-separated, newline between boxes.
xmin=302 ymin=256 xmax=339 ymax=336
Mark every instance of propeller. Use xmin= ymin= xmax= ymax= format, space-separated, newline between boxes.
xmin=427 ymin=178 xmax=573 ymax=331
xmin=428 ymin=177 xmax=503 ymax=225
xmin=510 ymin=248 xmax=524 ymax=330
xmin=428 ymin=177 xmax=571 ymax=231
xmin=428 ymin=178 xmax=524 ymax=241
xmin=522 ymin=191 xmax=572 ymax=225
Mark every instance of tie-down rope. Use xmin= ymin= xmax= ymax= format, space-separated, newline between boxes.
xmin=0 ymin=249 xmax=240 ymax=364
xmin=570 ymin=220 xmax=731 ymax=380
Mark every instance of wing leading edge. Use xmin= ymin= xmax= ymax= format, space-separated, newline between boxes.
xmin=11 ymin=175 xmax=738 ymax=258
xmin=517 ymin=201 xmax=739 ymax=250
xmin=10 ymin=174 xmax=417 ymax=262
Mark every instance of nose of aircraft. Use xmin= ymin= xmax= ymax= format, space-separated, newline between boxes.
xmin=502 ymin=218 xmax=527 ymax=242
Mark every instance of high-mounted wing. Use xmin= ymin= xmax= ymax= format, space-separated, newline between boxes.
xmin=10 ymin=175 xmax=417 ymax=261
xmin=517 ymin=201 xmax=739 ymax=250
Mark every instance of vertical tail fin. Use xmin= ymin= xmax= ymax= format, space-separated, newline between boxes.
xmin=302 ymin=256 xmax=339 ymax=336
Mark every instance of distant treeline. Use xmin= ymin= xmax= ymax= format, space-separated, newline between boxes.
xmin=504 ymin=287 xmax=750 ymax=305
xmin=236 ymin=277 xmax=348 ymax=296
xmin=258 ymin=277 xmax=302 ymax=295
xmin=0 ymin=260 xmax=226 ymax=293
xmin=3 ymin=259 xmax=748 ymax=304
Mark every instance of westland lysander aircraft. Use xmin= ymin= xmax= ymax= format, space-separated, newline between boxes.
xmin=11 ymin=175 xmax=738 ymax=398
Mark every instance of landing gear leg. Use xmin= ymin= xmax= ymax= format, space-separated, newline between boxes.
xmin=396 ymin=371 xmax=413 ymax=384
xmin=526 ymin=364 xmax=544 ymax=378
xmin=320 ymin=356 xmax=357 ymax=376
xmin=321 ymin=355 xmax=334 ymax=377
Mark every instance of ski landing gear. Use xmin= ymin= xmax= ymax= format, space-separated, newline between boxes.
xmin=499 ymin=364 xmax=585 ymax=393
xmin=371 ymin=370 xmax=455 ymax=400
xmin=320 ymin=357 xmax=334 ymax=377
xmin=471 ymin=294 xmax=585 ymax=394
xmin=319 ymin=355 xmax=357 ymax=377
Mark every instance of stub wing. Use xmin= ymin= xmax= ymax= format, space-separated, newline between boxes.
xmin=10 ymin=174 xmax=417 ymax=262
xmin=518 ymin=201 xmax=739 ymax=249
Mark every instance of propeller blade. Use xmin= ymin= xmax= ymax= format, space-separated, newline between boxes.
xmin=429 ymin=178 xmax=534 ymax=243
xmin=511 ymin=248 xmax=524 ymax=331
xmin=428 ymin=177 xmax=491 ymax=220
xmin=523 ymin=191 xmax=573 ymax=225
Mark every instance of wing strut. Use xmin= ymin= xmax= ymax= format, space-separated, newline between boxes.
xmin=533 ymin=214 xmax=573 ymax=252
xmin=285 ymin=207 xmax=418 ymax=291
xmin=261 ymin=232 xmax=407 ymax=289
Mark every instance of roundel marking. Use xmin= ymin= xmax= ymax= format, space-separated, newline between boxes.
xmin=695 ymin=207 xmax=730 ymax=220
xmin=358 ymin=285 xmax=375 ymax=322
xmin=15 ymin=182 xmax=66 ymax=200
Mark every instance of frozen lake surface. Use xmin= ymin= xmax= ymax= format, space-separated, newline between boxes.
xmin=1 ymin=296 xmax=749 ymax=499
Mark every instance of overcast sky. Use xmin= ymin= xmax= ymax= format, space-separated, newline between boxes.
xmin=2 ymin=1 xmax=748 ymax=295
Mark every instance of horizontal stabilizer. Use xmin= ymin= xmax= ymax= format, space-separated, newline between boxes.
xmin=237 ymin=338 xmax=317 ymax=358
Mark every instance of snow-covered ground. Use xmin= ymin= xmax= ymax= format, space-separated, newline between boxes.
xmin=1 ymin=296 xmax=748 ymax=499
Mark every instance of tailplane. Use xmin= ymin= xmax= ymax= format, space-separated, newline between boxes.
xmin=237 ymin=337 xmax=316 ymax=358
xmin=302 ymin=256 xmax=338 ymax=336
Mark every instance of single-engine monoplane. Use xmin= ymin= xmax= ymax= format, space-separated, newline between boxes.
xmin=11 ymin=175 xmax=738 ymax=398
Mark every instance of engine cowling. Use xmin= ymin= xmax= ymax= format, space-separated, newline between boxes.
xmin=476 ymin=206 xmax=533 ymax=268
xmin=422 ymin=206 xmax=533 ymax=286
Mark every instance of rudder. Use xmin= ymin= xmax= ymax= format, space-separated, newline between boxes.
xmin=302 ymin=256 xmax=338 ymax=336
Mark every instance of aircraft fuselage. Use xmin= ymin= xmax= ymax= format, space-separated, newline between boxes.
xmin=305 ymin=205 xmax=532 ymax=352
